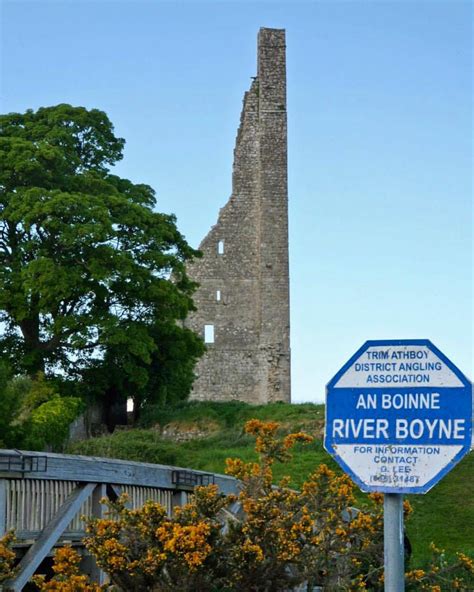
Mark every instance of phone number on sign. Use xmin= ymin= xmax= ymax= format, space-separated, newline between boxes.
xmin=370 ymin=475 xmax=420 ymax=484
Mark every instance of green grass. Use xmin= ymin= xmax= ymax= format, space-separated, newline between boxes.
xmin=68 ymin=401 xmax=473 ymax=566
xmin=140 ymin=400 xmax=325 ymax=430
xmin=405 ymin=452 xmax=474 ymax=565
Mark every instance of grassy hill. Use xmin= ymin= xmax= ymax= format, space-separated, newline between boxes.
xmin=68 ymin=401 xmax=474 ymax=566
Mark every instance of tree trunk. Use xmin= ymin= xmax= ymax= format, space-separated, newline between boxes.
xmin=103 ymin=385 xmax=128 ymax=431
xmin=20 ymin=317 xmax=46 ymax=376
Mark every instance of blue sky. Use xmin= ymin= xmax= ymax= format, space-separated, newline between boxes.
xmin=1 ymin=0 xmax=472 ymax=403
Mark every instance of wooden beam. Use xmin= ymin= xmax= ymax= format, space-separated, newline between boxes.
xmin=108 ymin=483 xmax=121 ymax=500
xmin=5 ymin=482 xmax=96 ymax=592
xmin=0 ymin=479 xmax=6 ymax=537
xmin=0 ymin=450 xmax=239 ymax=495
xmin=88 ymin=483 xmax=107 ymax=585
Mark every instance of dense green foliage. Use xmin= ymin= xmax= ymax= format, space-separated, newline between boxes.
xmin=69 ymin=401 xmax=474 ymax=566
xmin=0 ymin=104 xmax=204 ymax=414
xmin=0 ymin=371 xmax=83 ymax=450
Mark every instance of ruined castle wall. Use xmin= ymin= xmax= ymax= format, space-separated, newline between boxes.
xmin=185 ymin=28 xmax=290 ymax=404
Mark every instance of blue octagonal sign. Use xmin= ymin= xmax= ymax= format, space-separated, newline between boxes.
xmin=324 ymin=340 xmax=472 ymax=494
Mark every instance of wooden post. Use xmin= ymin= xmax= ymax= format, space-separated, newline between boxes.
xmin=172 ymin=490 xmax=187 ymax=512
xmin=87 ymin=483 xmax=107 ymax=585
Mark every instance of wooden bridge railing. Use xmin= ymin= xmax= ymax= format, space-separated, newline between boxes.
xmin=0 ymin=449 xmax=240 ymax=591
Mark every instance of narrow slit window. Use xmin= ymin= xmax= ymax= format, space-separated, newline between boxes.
xmin=204 ymin=324 xmax=215 ymax=343
xmin=217 ymin=240 xmax=224 ymax=255
xmin=216 ymin=290 xmax=221 ymax=302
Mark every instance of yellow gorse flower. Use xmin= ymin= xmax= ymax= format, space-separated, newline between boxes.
xmin=0 ymin=531 xmax=16 ymax=584
xmin=36 ymin=419 xmax=471 ymax=592
xmin=33 ymin=546 xmax=104 ymax=591
xmin=457 ymin=552 xmax=474 ymax=572
xmin=406 ymin=568 xmax=426 ymax=581
xmin=156 ymin=521 xmax=212 ymax=569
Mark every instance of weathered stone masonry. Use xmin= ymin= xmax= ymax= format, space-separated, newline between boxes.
xmin=185 ymin=28 xmax=290 ymax=404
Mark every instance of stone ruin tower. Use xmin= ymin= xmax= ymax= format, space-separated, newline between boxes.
xmin=185 ymin=27 xmax=290 ymax=404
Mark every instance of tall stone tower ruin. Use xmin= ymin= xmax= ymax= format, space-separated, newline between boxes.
xmin=185 ymin=28 xmax=290 ymax=404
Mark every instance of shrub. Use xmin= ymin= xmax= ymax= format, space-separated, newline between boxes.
xmin=37 ymin=420 xmax=474 ymax=591
xmin=0 ymin=372 xmax=84 ymax=451
xmin=79 ymin=420 xmax=385 ymax=591
xmin=33 ymin=546 xmax=105 ymax=591
xmin=223 ymin=420 xmax=385 ymax=591
xmin=405 ymin=543 xmax=474 ymax=591
xmin=83 ymin=486 xmax=231 ymax=591
xmin=23 ymin=395 xmax=84 ymax=451
xmin=0 ymin=531 xmax=16 ymax=583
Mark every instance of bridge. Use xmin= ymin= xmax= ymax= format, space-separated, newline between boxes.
xmin=0 ymin=449 xmax=240 ymax=591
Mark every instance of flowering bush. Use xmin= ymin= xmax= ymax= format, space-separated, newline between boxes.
xmin=83 ymin=484 xmax=232 ymax=591
xmin=33 ymin=546 xmax=105 ymax=591
xmin=0 ymin=530 xmax=16 ymax=583
xmin=405 ymin=543 xmax=474 ymax=591
xmin=299 ymin=466 xmax=385 ymax=591
xmin=223 ymin=419 xmax=386 ymax=591
xmin=222 ymin=422 xmax=316 ymax=590
xmin=34 ymin=419 xmax=474 ymax=591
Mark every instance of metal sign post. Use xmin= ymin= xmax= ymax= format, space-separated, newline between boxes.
xmin=384 ymin=493 xmax=405 ymax=592
xmin=324 ymin=340 xmax=472 ymax=591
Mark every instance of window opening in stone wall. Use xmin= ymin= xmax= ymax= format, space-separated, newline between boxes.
xmin=204 ymin=324 xmax=215 ymax=343
xmin=216 ymin=290 xmax=221 ymax=302
xmin=217 ymin=240 xmax=224 ymax=255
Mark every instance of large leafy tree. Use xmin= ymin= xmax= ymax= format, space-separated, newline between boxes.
xmin=0 ymin=104 xmax=202 ymax=400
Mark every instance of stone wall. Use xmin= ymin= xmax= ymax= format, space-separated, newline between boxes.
xmin=185 ymin=28 xmax=290 ymax=404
